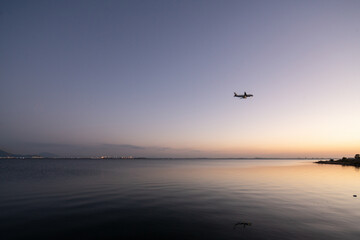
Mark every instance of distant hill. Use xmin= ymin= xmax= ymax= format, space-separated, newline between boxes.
xmin=0 ymin=149 xmax=14 ymax=157
xmin=0 ymin=149 xmax=58 ymax=158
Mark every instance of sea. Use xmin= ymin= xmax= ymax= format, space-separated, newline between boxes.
xmin=1 ymin=158 xmax=360 ymax=240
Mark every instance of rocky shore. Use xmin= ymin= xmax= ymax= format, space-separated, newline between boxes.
xmin=316 ymin=154 xmax=360 ymax=167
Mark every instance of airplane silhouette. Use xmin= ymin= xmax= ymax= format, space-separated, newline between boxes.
xmin=233 ymin=222 xmax=252 ymax=229
xmin=234 ymin=92 xmax=253 ymax=99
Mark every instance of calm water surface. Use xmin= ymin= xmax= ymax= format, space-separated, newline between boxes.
xmin=1 ymin=159 xmax=360 ymax=239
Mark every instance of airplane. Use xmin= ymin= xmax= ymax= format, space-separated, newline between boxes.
xmin=233 ymin=222 xmax=252 ymax=229
xmin=234 ymin=91 xmax=253 ymax=99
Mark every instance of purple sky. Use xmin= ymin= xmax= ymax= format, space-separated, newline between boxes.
xmin=1 ymin=0 xmax=359 ymax=157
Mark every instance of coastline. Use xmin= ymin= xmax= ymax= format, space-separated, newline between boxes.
xmin=316 ymin=155 xmax=360 ymax=167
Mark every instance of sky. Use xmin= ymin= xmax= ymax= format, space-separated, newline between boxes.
xmin=1 ymin=0 xmax=359 ymax=158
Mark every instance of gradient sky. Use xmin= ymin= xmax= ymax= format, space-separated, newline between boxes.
xmin=1 ymin=0 xmax=359 ymax=157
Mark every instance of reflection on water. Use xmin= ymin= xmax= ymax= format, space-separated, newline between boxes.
xmin=1 ymin=159 xmax=360 ymax=239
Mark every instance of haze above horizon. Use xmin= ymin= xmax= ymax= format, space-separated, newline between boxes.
xmin=1 ymin=0 xmax=359 ymax=158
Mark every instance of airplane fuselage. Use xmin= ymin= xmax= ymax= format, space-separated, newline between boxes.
xmin=234 ymin=92 xmax=253 ymax=99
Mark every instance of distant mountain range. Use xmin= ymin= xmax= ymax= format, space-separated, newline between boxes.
xmin=0 ymin=149 xmax=58 ymax=158
xmin=0 ymin=149 xmax=13 ymax=157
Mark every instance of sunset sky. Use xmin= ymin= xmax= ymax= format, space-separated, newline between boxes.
xmin=1 ymin=0 xmax=359 ymax=158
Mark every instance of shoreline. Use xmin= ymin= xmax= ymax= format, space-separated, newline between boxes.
xmin=316 ymin=156 xmax=360 ymax=167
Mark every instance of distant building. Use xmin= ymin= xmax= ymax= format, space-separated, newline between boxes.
xmin=355 ymin=154 xmax=360 ymax=160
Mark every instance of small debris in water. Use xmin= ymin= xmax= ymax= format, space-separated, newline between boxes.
xmin=233 ymin=222 xmax=252 ymax=229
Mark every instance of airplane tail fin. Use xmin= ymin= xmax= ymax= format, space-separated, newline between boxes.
xmin=234 ymin=92 xmax=237 ymax=97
